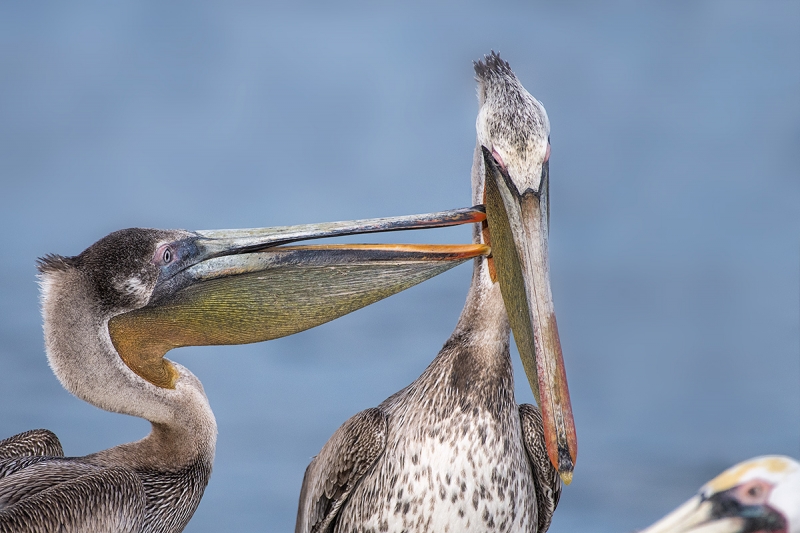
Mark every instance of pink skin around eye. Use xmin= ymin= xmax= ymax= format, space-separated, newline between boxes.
xmin=544 ymin=143 xmax=551 ymax=163
xmin=154 ymin=244 xmax=171 ymax=265
xmin=733 ymin=479 xmax=773 ymax=506
xmin=491 ymin=148 xmax=506 ymax=171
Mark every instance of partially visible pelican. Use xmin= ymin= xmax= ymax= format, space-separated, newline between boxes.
xmin=0 ymin=208 xmax=487 ymax=533
xmin=642 ymin=456 xmax=800 ymax=533
xmin=296 ymin=52 xmax=576 ymax=533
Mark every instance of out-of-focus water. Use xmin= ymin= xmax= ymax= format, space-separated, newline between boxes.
xmin=1 ymin=2 xmax=798 ymax=532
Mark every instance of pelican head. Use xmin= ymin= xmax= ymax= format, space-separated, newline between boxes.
xmin=474 ymin=52 xmax=577 ymax=484
xmin=37 ymin=210 xmax=487 ymax=428
xmin=642 ymin=456 xmax=800 ymax=533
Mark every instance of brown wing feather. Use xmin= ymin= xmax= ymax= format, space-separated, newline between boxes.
xmin=519 ymin=403 xmax=561 ymax=533
xmin=0 ymin=466 xmax=145 ymax=533
xmin=296 ymin=407 xmax=388 ymax=533
xmin=0 ymin=459 xmax=104 ymax=506
xmin=0 ymin=430 xmax=64 ymax=462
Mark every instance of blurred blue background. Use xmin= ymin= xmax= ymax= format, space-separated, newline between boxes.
xmin=1 ymin=2 xmax=798 ymax=532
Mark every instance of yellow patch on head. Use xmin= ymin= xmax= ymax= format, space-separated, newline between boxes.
xmin=706 ymin=457 xmax=794 ymax=493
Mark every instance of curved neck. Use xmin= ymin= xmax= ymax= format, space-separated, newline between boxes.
xmin=40 ymin=268 xmax=217 ymax=468
xmin=450 ymin=256 xmax=510 ymax=358
xmin=89 ymin=411 xmax=216 ymax=472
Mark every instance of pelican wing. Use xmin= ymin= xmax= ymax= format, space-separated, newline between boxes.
xmin=519 ymin=404 xmax=562 ymax=533
xmin=0 ymin=430 xmax=63 ymax=461
xmin=0 ymin=461 xmax=145 ymax=533
xmin=296 ymin=408 xmax=388 ymax=533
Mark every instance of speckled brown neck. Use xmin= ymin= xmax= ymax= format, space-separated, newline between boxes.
xmin=392 ymin=256 xmax=515 ymax=420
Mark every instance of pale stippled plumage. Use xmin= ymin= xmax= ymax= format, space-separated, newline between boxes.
xmin=296 ymin=52 xmax=563 ymax=533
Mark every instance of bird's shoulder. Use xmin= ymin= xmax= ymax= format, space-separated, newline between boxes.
xmin=296 ymin=407 xmax=388 ymax=533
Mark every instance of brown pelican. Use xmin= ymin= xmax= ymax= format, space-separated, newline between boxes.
xmin=642 ymin=456 xmax=800 ymax=533
xmin=0 ymin=208 xmax=488 ymax=533
xmin=296 ymin=52 xmax=577 ymax=533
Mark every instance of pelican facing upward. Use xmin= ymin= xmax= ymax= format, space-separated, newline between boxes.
xmin=0 ymin=209 xmax=487 ymax=533
xmin=296 ymin=53 xmax=576 ymax=533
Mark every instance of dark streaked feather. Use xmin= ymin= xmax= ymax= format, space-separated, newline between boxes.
xmin=35 ymin=254 xmax=76 ymax=274
xmin=0 ymin=454 xmax=210 ymax=533
xmin=473 ymin=50 xmax=514 ymax=80
xmin=296 ymin=408 xmax=387 ymax=533
xmin=519 ymin=404 xmax=561 ymax=533
xmin=0 ymin=430 xmax=63 ymax=461
xmin=0 ymin=466 xmax=145 ymax=533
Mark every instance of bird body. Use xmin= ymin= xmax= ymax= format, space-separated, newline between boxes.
xmin=305 ymin=266 xmax=544 ymax=532
xmin=296 ymin=53 xmax=574 ymax=533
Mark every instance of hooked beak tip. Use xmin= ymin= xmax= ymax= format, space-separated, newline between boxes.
xmin=553 ymin=442 xmax=575 ymax=485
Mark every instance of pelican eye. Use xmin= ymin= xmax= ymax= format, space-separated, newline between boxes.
xmin=735 ymin=479 xmax=772 ymax=505
xmin=155 ymin=244 xmax=175 ymax=266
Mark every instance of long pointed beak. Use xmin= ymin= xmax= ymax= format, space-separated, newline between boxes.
xmin=108 ymin=207 xmax=488 ymax=389
xmin=640 ymin=496 xmax=744 ymax=533
xmin=193 ymin=206 xmax=486 ymax=256
xmin=481 ymin=146 xmax=577 ymax=484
